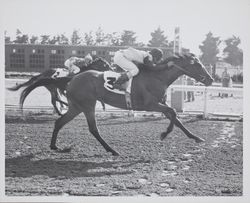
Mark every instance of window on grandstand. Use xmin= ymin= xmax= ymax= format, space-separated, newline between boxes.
xmin=72 ymin=50 xmax=77 ymax=55
xmin=32 ymin=49 xmax=36 ymax=53
xmin=92 ymin=51 xmax=97 ymax=55
xmin=51 ymin=50 xmax=56 ymax=54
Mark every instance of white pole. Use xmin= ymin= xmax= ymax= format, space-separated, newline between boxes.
xmin=203 ymin=88 xmax=208 ymax=118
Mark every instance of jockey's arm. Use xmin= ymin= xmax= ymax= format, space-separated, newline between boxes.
xmin=141 ymin=56 xmax=167 ymax=71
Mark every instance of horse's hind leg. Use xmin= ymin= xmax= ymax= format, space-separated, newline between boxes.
xmin=50 ymin=102 xmax=80 ymax=150
xmin=84 ymin=109 xmax=119 ymax=156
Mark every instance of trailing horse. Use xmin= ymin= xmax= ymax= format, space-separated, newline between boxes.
xmin=21 ymin=53 xmax=214 ymax=156
xmin=7 ymin=58 xmax=112 ymax=115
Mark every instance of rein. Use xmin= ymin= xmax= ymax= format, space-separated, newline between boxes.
xmin=171 ymin=63 xmax=206 ymax=83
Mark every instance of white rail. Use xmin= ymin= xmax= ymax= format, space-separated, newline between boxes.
xmin=169 ymin=85 xmax=243 ymax=118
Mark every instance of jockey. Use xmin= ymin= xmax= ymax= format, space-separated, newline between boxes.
xmin=113 ymin=47 xmax=163 ymax=89
xmin=64 ymin=54 xmax=93 ymax=76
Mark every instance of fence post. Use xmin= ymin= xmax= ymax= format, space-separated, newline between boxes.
xmin=203 ymin=88 xmax=208 ymax=118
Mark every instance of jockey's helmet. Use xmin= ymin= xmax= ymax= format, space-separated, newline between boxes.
xmin=84 ymin=54 xmax=93 ymax=64
xmin=150 ymin=48 xmax=163 ymax=64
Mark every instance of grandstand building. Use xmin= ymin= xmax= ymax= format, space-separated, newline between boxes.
xmin=5 ymin=44 xmax=176 ymax=73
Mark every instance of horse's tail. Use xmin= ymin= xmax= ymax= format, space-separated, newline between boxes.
xmin=19 ymin=77 xmax=71 ymax=110
xmin=7 ymin=74 xmax=42 ymax=91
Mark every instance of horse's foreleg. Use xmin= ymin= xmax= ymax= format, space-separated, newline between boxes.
xmin=84 ymin=110 xmax=119 ymax=156
xmin=50 ymin=103 xmax=80 ymax=150
xmin=51 ymin=97 xmax=63 ymax=116
xmin=55 ymin=88 xmax=69 ymax=106
xmin=174 ymin=118 xmax=205 ymax=143
xmin=159 ymin=105 xmax=177 ymax=140
xmin=153 ymin=103 xmax=204 ymax=143
xmin=145 ymin=102 xmax=176 ymax=139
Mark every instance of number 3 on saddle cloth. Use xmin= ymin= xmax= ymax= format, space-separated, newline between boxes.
xmin=103 ymin=71 xmax=132 ymax=110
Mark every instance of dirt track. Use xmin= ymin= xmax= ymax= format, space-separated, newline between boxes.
xmin=5 ymin=111 xmax=243 ymax=196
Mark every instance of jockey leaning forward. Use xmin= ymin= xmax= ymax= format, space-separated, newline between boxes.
xmin=113 ymin=47 xmax=164 ymax=89
xmin=64 ymin=53 xmax=93 ymax=76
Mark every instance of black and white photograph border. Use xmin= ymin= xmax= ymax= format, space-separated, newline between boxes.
xmin=0 ymin=0 xmax=250 ymax=202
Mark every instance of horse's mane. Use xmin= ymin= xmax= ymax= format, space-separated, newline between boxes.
xmin=138 ymin=53 xmax=197 ymax=73
xmin=160 ymin=53 xmax=195 ymax=64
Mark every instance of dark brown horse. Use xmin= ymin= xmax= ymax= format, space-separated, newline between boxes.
xmin=7 ymin=58 xmax=112 ymax=115
xmin=24 ymin=54 xmax=213 ymax=156
xmin=7 ymin=69 xmax=67 ymax=115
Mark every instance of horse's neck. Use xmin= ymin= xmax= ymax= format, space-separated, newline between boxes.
xmin=152 ymin=67 xmax=183 ymax=87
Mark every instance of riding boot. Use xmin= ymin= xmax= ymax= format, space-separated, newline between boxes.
xmin=113 ymin=72 xmax=130 ymax=90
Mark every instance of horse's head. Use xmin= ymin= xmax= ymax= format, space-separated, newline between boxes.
xmin=167 ymin=53 xmax=214 ymax=86
xmin=85 ymin=57 xmax=113 ymax=72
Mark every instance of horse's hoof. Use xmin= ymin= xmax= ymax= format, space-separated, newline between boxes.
xmin=160 ymin=132 xmax=168 ymax=141
xmin=50 ymin=145 xmax=58 ymax=150
xmin=112 ymin=151 xmax=120 ymax=156
xmin=195 ymin=137 xmax=205 ymax=143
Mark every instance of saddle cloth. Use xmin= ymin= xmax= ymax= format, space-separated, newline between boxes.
xmin=51 ymin=68 xmax=69 ymax=78
xmin=103 ymin=71 xmax=132 ymax=95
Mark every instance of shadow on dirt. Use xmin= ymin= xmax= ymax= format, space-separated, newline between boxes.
xmin=5 ymin=117 xmax=55 ymax=124
xmin=5 ymin=154 xmax=148 ymax=178
xmin=97 ymin=117 xmax=165 ymax=126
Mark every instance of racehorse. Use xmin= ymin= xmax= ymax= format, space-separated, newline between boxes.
xmin=7 ymin=57 xmax=111 ymax=115
xmin=22 ymin=53 xmax=214 ymax=156
xmin=7 ymin=69 xmax=67 ymax=115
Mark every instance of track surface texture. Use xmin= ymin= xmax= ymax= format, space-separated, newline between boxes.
xmin=5 ymin=111 xmax=242 ymax=196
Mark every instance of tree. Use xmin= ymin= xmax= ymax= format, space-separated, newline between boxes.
xmin=70 ymin=29 xmax=81 ymax=45
xmin=95 ymin=26 xmax=106 ymax=45
xmin=83 ymin=31 xmax=94 ymax=46
xmin=29 ymin=35 xmax=38 ymax=44
xmin=5 ymin=36 xmax=11 ymax=44
xmin=48 ymin=36 xmax=59 ymax=44
xmin=59 ymin=34 xmax=69 ymax=45
xmin=148 ymin=27 xmax=168 ymax=47
xmin=136 ymin=42 xmax=146 ymax=47
xmin=120 ymin=30 xmax=137 ymax=46
xmin=199 ymin=32 xmax=221 ymax=66
xmin=4 ymin=31 xmax=11 ymax=43
xmin=40 ymin=35 xmax=50 ymax=44
xmin=223 ymin=36 xmax=243 ymax=67
xmin=13 ymin=29 xmax=29 ymax=44
xmin=106 ymin=32 xmax=121 ymax=46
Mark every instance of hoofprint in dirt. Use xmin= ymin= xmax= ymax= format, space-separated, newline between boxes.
xmin=5 ymin=111 xmax=242 ymax=196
